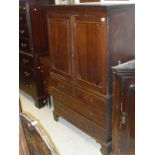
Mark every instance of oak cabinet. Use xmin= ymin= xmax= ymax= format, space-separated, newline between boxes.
xmin=47 ymin=4 xmax=135 ymax=155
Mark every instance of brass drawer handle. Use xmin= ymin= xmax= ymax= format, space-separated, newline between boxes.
xmin=26 ymin=84 xmax=32 ymax=88
xmin=58 ymin=83 xmax=64 ymax=89
xmin=21 ymin=42 xmax=27 ymax=47
xmin=121 ymin=112 xmax=127 ymax=125
xmin=44 ymin=80 xmax=47 ymax=84
xmin=19 ymin=29 xmax=25 ymax=35
xmin=23 ymin=58 xmax=29 ymax=63
xmin=19 ymin=17 xmax=23 ymax=21
xmin=24 ymin=71 xmax=30 ymax=77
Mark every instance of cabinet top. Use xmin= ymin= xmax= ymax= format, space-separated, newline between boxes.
xmin=45 ymin=3 xmax=134 ymax=12
xmin=112 ymin=59 xmax=135 ymax=73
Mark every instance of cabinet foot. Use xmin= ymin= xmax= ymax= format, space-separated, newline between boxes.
xmin=53 ymin=111 xmax=59 ymax=121
xmin=97 ymin=141 xmax=111 ymax=155
xmin=47 ymin=95 xmax=51 ymax=108
xmin=34 ymin=97 xmax=47 ymax=108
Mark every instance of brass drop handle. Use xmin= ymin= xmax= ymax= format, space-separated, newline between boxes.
xmin=21 ymin=42 xmax=27 ymax=47
xmin=26 ymin=84 xmax=32 ymax=87
xmin=37 ymin=66 xmax=41 ymax=70
xmin=58 ymin=83 xmax=64 ymax=89
xmin=23 ymin=58 xmax=29 ymax=63
xmin=20 ymin=29 xmax=25 ymax=34
xmin=121 ymin=112 xmax=127 ymax=125
xmin=24 ymin=71 xmax=30 ymax=77
xmin=19 ymin=17 xmax=23 ymax=21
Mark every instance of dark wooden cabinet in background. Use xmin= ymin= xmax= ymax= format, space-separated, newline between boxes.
xmin=19 ymin=0 xmax=53 ymax=108
xmin=111 ymin=60 xmax=135 ymax=155
xmin=47 ymin=4 xmax=135 ymax=155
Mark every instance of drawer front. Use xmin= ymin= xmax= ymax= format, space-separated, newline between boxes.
xmin=51 ymin=88 xmax=107 ymax=128
xmin=19 ymin=2 xmax=26 ymax=14
xmin=74 ymin=87 xmax=107 ymax=114
xmin=19 ymin=54 xmax=33 ymax=67
xmin=21 ymin=68 xmax=33 ymax=82
xmin=50 ymin=77 xmax=73 ymax=96
xmin=19 ymin=67 xmax=36 ymax=97
xmin=54 ymin=101 xmax=108 ymax=142
xmin=19 ymin=39 xmax=30 ymax=51
xmin=19 ymin=14 xmax=27 ymax=25
xmin=19 ymin=25 xmax=29 ymax=38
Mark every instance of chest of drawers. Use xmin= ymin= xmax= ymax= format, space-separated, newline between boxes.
xmin=47 ymin=4 xmax=135 ymax=154
xmin=19 ymin=0 xmax=53 ymax=108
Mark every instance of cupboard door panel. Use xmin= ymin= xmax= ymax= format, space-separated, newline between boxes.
xmin=48 ymin=15 xmax=72 ymax=79
xmin=73 ymin=16 xmax=107 ymax=92
xmin=119 ymin=77 xmax=135 ymax=153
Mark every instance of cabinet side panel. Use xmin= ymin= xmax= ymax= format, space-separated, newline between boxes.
xmin=30 ymin=5 xmax=48 ymax=54
xmin=109 ymin=6 xmax=135 ymax=65
xmin=108 ymin=6 xmax=135 ymax=94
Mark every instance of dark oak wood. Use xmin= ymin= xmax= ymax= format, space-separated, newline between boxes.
xmin=19 ymin=0 xmax=54 ymax=108
xmin=19 ymin=119 xmax=31 ymax=155
xmin=111 ymin=60 xmax=135 ymax=155
xmin=39 ymin=56 xmax=51 ymax=107
xmin=47 ymin=4 xmax=135 ymax=155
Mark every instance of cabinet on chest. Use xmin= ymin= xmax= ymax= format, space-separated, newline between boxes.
xmin=47 ymin=4 xmax=135 ymax=155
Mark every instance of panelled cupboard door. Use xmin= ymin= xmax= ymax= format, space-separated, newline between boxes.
xmin=118 ymin=77 xmax=135 ymax=153
xmin=73 ymin=15 xmax=107 ymax=93
xmin=112 ymin=75 xmax=135 ymax=154
xmin=48 ymin=14 xmax=72 ymax=79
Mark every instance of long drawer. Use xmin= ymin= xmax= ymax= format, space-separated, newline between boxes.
xmin=54 ymin=100 xmax=109 ymax=142
xmin=19 ymin=53 xmax=33 ymax=68
xmin=51 ymin=87 xmax=107 ymax=128
xmin=19 ymin=38 xmax=30 ymax=52
xmin=74 ymin=87 xmax=107 ymax=114
xmin=19 ymin=25 xmax=29 ymax=38
xmin=19 ymin=66 xmax=36 ymax=97
xmin=50 ymin=77 xmax=73 ymax=96
xmin=19 ymin=14 xmax=27 ymax=25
